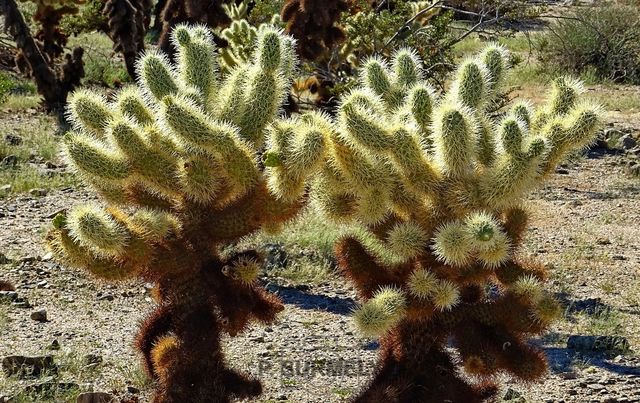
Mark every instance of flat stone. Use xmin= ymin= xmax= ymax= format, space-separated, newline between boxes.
xmin=83 ymin=354 xmax=103 ymax=366
xmin=20 ymin=381 xmax=79 ymax=398
xmin=0 ymin=291 xmax=18 ymax=303
xmin=5 ymin=134 xmax=22 ymax=145
xmin=46 ymin=339 xmax=60 ymax=350
xmin=30 ymin=309 xmax=47 ymax=322
xmin=76 ymin=391 xmax=116 ymax=403
xmin=503 ymin=387 xmax=525 ymax=402
xmin=1 ymin=355 xmax=57 ymax=378
xmin=96 ymin=293 xmax=114 ymax=301
xmin=587 ymin=383 xmax=605 ymax=390
xmin=619 ymin=134 xmax=638 ymax=150
xmin=126 ymin=385 xmax=139 ymax=394
xmin=558 ymin=371 xmax=579 ymax=380
xmin=1 ymin=156 xmax=17 ymax=168
xmin=28 ymin=188 xmax=47 ymax=197
xmin=567 ymin=335 xmax=630 ymax=352
xmin=11 ymin=297 xmax=31 ymax=309
xmin=0 ymin=253 xmax=12 ymax=264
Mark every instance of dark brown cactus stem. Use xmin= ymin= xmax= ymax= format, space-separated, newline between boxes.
xmin=103 ymin=0 xmax=151 ymax=78
xmin=281 ymin=0 xmax=351 ymax=62
xmin=0 ymin=280 xmax=16 ymax=291
xmin=0 ymin=0 xmax=84 ymax=112
xmin=158 ymin=0 xmax=232 ymax=59
xmin=335 ymin=236 xmax=413 ymax=299
xmin=335 ymin=237 xmax=551 ymax=401
xmin=136 ymin=256 xmax=282 ymax=402
xmin=354 ymin=320 xmax=499 ymax=402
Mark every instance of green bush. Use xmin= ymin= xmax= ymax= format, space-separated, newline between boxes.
xmin=537 ymin=2 xmax=640 ymax=84
xmin=0 ymin=73 xmax=13 ymax=104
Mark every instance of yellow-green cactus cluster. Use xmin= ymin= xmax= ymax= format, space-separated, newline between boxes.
xmin=49 ymin=24 xmax=326 ymax=280
xmin=222 ymin=1 xmax=250 ymax=20
xmin=312 ymin=44 xmax=601 ymax=336
xmin=219 ymin=2 xmax=283 ymax=71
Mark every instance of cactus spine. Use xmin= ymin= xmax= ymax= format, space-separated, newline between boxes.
xmin=311 ymin=44 xmax=601 ymax=401
xmin=47 ymin=25 xmax=326 ymax=402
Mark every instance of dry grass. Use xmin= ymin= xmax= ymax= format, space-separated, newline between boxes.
xmin=0 ymin=102 xmax=79 ymax=198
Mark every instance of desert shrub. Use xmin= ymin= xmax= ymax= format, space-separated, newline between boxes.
xmin=81 ymin=48 xmax=130 ymax=87
xmin=248 ymin=0 xmax=285 ymax=25
xmin=0 ymin=0 xmax=84 ymax=111
xmin=288 ymin=0 xmax=456 ymax=112
xmin=0 ymin=72 xmax=13 ymax=104
xmin=537 ymin=2 xmax=640 ymax=84
xmin=60 ymin=0 xmax=106 ymax=35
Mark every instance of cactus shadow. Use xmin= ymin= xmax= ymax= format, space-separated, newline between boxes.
xmin=554 ymin=292 xmax=614 ymax=322
xmin=542 ymin=344 xmax=640 ymax=376
xmin=266 ymin=284 xmax=357 ymax=315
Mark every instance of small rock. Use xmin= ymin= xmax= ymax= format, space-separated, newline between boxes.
xmin=83 ymin=354 xmax=103 ymax=367
xmin=96 ymin=293 xmax=114 ymax=301
xmin=1 ymin=355 xmax=57 ymax=378
xmin=28 ymin=188 xmax=47 ymax=197
xmin=612 ymin=255 xmax=627 ymax=261
xmin=20 ymin=256 xmax=37 ymax=264
xmin=626 ymin=161 xmax=640 ymax=176
xmin=294 ymin=284 xmax=310 ymax=292
xmin=0 ymin=291 xmax=18 ymax=303
xmin=76 ymin=391 xmax=116 ymax=403
xmin=264 ymin=243 xmax=288 ymax=269
xmin=619 ymin=134 xmax=637 ymax=150
xmin=0 ymin=253 xmax=11 ymax=264
xmin=4 ymin=134 xmax=22 ymax=145
xmin=558 ymin=371 xmax=578 ymax=380
xmin=12 ymin=297 xmax=31 ymax=308
xmin=46 ymin=339 xmax=60 ymax=350
xmin=567 ymin=335 xmax=630 ymax=352
xmin=503 ymin=388 xmax=525 ymax=402
xmin=20 ymin=381 xmax=78 ymax=398
xmin=587 ymin=383 xmax=605 ymax=390
xmin=0 ymin=184 xmax=12 ymax=193
xmin=30 ymin=309 xmax=47 ymax=322
xmin=1 ymin=155 xmax=17 ymax=168
xmin=126 ymin=385 xmax=140 ymax=394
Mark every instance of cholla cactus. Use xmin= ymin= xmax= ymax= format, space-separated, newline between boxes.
xmin=47 ymin=25 xmax=327 ymax=402
xmin=222 ymin=0 xmax=249 ymax=20
xmin=219 ymin=15 xmax=283 ymax=71
xmin=311 ymin=45 xmax=601 ymax=401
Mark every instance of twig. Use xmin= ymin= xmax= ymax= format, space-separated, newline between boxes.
xmin=382 ymin=1 xmax=443 ymax=51
xmin=375 ymin=0 xmax=390 ymax=13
